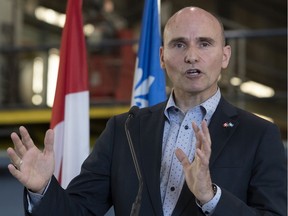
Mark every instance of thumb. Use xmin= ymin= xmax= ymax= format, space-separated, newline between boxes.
xmin=43 ymin=129 xmax=54 ymax=153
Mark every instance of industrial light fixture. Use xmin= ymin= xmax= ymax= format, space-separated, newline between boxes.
xmin=32 ymin=57 xmax=44 ymax=105
xmin=240 ymin=80 xmax=275 ymax=98
xmin=34 ymin=6 xmax=95 ymax=36
xmin=46 ymin=49 xmax=60 ymax=107
xmin=230 ymin=77 xmax=242 ymax=86
xmin=35 ymin=6 xmax=66 ymax=28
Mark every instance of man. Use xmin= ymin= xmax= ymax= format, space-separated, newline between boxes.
xmin=7 ymin=6 xmax=287 ymax=216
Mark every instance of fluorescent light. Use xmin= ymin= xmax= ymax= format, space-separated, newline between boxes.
xmin=32 ymin=94 xmax=43 ymax=105
xmin=230 ymin=77 xmax=242 ymax=86
xmin=240 ymin=81 xmax=275 ymax=98
xmin=35 ymin=6 xmax=66 ymax=28
xmin=32 ymin=57 xmax=44 ymax=94
xmin=46 ymin=49 xmax=60 ymax=107
xmin=84 ymin=24 xmax=95 ymax=36
xmin=35 ymin=6 xmax=93 ymax=36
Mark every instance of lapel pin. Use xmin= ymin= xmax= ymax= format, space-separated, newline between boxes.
xmin=223 ymin=122 xmax=234 ymax=128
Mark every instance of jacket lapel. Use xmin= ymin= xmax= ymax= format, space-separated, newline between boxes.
xmin=208 ymin=98 xmax=239 ymax=166
xmin=139 ymin=103 xmax=166 ymax=216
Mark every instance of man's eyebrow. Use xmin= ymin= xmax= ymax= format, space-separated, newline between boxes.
xmin=167 ymin=37 xmax=188 ymax=46
xmin=167 ymin=37 xmax=217 ymax=46
xmin=197 ymin=37 xmax=216 ymax=44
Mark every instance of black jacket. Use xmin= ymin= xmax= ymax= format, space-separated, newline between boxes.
xmin=25 ymin=97 xmax=287 ymax=216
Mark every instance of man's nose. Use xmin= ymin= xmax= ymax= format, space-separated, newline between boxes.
xmin=184 ymin=47 xmax=199 ymax=64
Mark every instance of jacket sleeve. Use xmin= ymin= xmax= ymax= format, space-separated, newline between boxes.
xmin=23 ymin=116 xmax=119 ymax=216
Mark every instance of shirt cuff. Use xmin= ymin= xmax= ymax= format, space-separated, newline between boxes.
xmin=27 ymin=178 xmax=51 ymax=213
xmin=196 ymin=184 xmax=222 ymax=216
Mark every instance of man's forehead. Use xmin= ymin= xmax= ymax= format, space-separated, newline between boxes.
xmin=164 ymin=7 xmax=223 ymax=43
xmin=165 ymin=20 xmax=219 ymax=39
xmin=169 ymin=8 xmax=219 ymax=29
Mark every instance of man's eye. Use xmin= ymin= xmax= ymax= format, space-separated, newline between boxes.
xmin=175 ymin=43 xmax=185 ymax=48
xmin=200 ymin=42 xmax=211 ymax=47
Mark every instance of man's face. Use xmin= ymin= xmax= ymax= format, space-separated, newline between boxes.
xmin=160 ymin=7 xmax=231 ymax=99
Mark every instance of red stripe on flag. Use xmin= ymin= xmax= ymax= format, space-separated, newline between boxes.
xmin=51 ymin=0 xmax=88 ymax=128
xmin=50 ymin=0 xmax=89 ymax=187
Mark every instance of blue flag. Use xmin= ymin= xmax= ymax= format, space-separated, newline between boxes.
xmin=131 ymin=0 xmax=166 ymax=108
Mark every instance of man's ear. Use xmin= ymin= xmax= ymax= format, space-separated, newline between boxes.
xmin=160 ymin=47 xmax=166 ymax=69
xmin=222 ymin=45 xmax=231 ymax=69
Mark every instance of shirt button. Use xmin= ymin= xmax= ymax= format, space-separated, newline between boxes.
xmin=170 ymin=187 xmax=175 ymax=191
xmin=184 ymin=125 xmax=189 ymax=130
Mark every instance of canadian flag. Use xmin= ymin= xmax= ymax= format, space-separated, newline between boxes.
xmin=50 ymin=0 xmax=89 ymax=188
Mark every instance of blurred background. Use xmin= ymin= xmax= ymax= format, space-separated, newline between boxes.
xmin=0 ymin=0 xmax=286 ymax=215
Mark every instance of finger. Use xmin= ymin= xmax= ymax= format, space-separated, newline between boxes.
xmin=192 ymin=122 xmax=202 ymax=142
xmin=19 ymin=126 xmax=35 ymax=150
xmin=10 ymin=131 xmax=26 ymax=158
xmin=194 ymin=127 xmax=211 ymax=166
xmin=192 ymin=122 xmax=200 ymax=133
xmin=175 ymin=148 xmax=190 ymax=168
xmin=7 ymin=147 xmax=22 ymax=168
xmin=201 ymin=121 xmax=211 ymax=146
xmin=196 ymin=132 xmax=211 ymax=159
xmin=192 ymin=122 xmax=202 ymax=149
xmin=195 ymin=148 xmax=210 ymax=166
xmin=199 ymin=122 xmax=211 ymax=154
xmin=7 ymin=163 xmax=25 ymax=183
xmin=193 ymin=122 xmax=210 ymax=149
xmin=43 ymin=129 xmax=54 ymax=154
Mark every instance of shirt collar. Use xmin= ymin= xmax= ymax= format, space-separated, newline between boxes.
xmin=164 ymin=88 xmax=221 ymax=123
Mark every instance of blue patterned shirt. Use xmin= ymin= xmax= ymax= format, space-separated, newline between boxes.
xmin=160 ymin=89 xmax=222 ymax=216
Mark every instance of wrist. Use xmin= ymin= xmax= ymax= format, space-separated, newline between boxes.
xmin=28 ymin=179 xmax=50 ymax=195
xmin=197 ymin=183 xmax=217 ymax=206
xmin=28 ymin=187 xmax=45 ymax=195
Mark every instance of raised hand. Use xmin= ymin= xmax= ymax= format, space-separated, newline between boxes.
xmin=7 ymin=126 xmax=55 ymax=194
xmin=175 ymin=121 xmax=214 ymax=204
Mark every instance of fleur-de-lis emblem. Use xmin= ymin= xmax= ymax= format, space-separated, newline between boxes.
xmin=132 ymin=66 xmax=155 ymax=108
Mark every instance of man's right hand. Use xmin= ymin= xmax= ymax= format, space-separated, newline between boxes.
xmin=7 ymin=126 xmax=55 ymax=194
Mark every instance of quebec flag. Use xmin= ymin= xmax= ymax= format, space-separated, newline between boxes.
xmin=131 ymin=0 xmax=166 ymax=108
